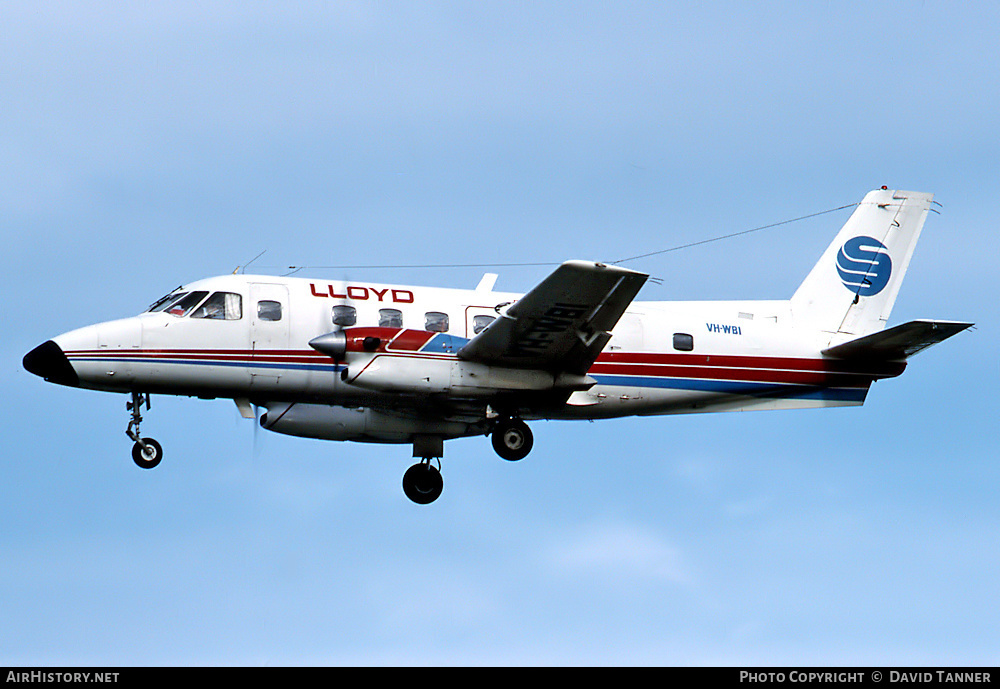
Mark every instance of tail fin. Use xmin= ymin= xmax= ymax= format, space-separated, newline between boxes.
xmin=790 ymin=188 xmax=934 ymax=338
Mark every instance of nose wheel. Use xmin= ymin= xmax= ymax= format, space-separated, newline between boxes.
xmin=126 ymin=392 xmax=163 ymax=469
xmin=131 ymin=438 xmax=163 ymax=469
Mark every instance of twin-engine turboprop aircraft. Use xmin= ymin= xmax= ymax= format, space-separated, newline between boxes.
xmin=24 ymin=188 xmax=972 ymax=503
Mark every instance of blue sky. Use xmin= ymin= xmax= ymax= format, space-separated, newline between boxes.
xmin=2 ymin=1 xmax=997 ymax=665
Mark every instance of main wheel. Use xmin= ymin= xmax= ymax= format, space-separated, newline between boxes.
xmin=402 ymin=463 xmax=444 ymax=504
xmin=491 ymin=419 xmax=533 ymax=461
xmin=131 ymin=438 xmax=163 ymax=469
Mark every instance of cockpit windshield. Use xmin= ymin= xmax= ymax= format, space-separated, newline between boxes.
xmin=147 ymin=290 xmax=184 ymax=313
xmin=147 ymin=291 xmax=209 ymax=317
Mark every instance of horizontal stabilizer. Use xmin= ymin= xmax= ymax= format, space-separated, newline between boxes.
xmin=822 ymin=319 xmax=973 ymax=361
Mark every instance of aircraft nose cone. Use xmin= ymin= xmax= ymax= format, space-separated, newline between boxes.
xmin=23 ymin=340 xmax=79 ymax=387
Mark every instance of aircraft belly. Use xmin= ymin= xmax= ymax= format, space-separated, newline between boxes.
xmin=553 ymin=378 xmax=869 ymax=419
xmin=260 ymin=401 xmax=482 ymax=443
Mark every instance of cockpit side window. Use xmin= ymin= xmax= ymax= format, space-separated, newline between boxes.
xmin=192 ymin=292 xmax=243 ymax=320
xmin=162 ymin=291 xmax=209 ymax=317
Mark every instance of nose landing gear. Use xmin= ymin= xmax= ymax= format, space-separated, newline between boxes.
xmin=126 ymin=391 xmax=162 ymax=469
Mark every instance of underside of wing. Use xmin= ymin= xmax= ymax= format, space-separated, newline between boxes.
xmin=458 ymin=261 xmax=648 ymax=375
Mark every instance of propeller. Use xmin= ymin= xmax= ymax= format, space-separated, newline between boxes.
xmin=252 ymin=402 xmax=265 ymax=461
xmin=234 ymin=397 xmax=264 ymax=461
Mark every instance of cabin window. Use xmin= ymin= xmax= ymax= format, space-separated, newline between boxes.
xmin=192 ymin=292 xmax=242 ymax=320
xmin=424 ymin=311 xmax=449 ymax=333
xmin=673 ymin=333 xmax=694 ymax=351
xmin=160 ymin=291 xmax=208 ymax=317
xmin=257 ymin=300 xmax=282 ymax=322
xmin=379 ymin=308 xmax=403 ymax=328
xmin=473 ymin=314 xmax=495 ymax=334
xmin=332 ymin=305 xmax=357 ymax=327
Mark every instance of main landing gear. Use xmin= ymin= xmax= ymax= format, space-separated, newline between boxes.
xmin=126 ymin=391 xmax=163 ymax=469
xmin=491 ymin=417 xmax=533 ymax=462
xmin=402 ymin=460 xmax=444 ymax=505
xmin=399 ymin=419 xmax=535 ymax=505
xmin=402 ymin=435 xmax=445 ymax=504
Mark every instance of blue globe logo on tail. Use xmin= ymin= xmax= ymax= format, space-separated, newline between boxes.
xmin=836 ymin=236 xmax=892 ymax=297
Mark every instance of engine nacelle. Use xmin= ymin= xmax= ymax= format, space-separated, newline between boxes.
xmin=259 ymin=402 xmax=476 ymax=443
xmin=309 ymin=326 xmax=597 ymax=395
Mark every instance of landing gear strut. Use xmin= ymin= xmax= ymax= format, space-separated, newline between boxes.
xmin=126 ymin=391 xmax=162 ymax=469
xmin=402 ymin=435 xmax=445 ymax=504
xmin=491 ymin=417 xmax=533 ymax=461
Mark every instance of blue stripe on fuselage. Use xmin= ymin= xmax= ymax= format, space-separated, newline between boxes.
xmin=591 ymin=374 xmax=868 ymax=402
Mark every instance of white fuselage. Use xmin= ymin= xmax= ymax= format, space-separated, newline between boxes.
xmin=48 ymin=272 xmax=900 ymax=444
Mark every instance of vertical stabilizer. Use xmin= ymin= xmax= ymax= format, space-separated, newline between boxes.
xmin=790 ymin=188 xmax=934 ymax=339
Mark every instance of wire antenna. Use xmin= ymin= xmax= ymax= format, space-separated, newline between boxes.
xmin=263 ymin=201 xmax=860 ymax=274
xmin=238 ymin=250 xmax=267 ymax=274
xmin=609 ymin=203 xmax=859 ymax=266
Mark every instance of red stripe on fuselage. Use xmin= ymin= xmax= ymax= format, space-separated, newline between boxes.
xmin=595 ymin=351 xmax=904 ymax=378
xmin=64 ymin=349 xmax=331 ymax=365
xmin=588 ymin=361 xmax=872 ymax=387
xmin=64 ymin=347 xmax=905 ymax=383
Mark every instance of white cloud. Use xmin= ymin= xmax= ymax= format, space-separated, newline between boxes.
xmin=545 ymin=519 xmax=689 ymax=585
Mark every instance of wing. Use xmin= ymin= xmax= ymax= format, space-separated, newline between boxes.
xmin=822 ymin=319 xmax=974 ymax=361
xmin=458 ymin=260 xmax=648 ymax=375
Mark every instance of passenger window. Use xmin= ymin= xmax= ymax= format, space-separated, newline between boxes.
xmin=379 ymin=308 xmax=403 ymax=328
xmin=257 ymin=300 xmax=282 ymax=322
xmin=192 ymin=292 xmax=242 ymax=320
xmin=425 ymin=311 xmax=449 ymax=332
xmin=164 ymin=291 xmax=208 ymax=317
xmin=473 ymin=314 xmax=495 ymax=334
xmin=332 ymin=305 xmax=357 ymax=327
xmin=673 ymin=333 xmax=694 ymax=351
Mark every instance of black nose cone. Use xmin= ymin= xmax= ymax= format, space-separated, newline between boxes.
xmin=23 ymin=340 xmax=79 ymax=387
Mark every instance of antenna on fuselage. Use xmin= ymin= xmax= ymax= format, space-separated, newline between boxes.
xmin=236 ymin=250 xmax=267 ymax=274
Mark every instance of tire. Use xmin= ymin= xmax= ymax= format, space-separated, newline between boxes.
xmin=402 ymin=463 xmax=443 ymax=504
xmin=491 ymin=419 xmax=533 ymax=461
xmin=131 ymin=438 xmax=163 ymax=469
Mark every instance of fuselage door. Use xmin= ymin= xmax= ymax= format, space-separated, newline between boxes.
xmin=250 ymin=282 xmax=290 ymax=387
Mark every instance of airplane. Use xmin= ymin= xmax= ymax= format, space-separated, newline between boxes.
xmin=23 ymin=187 xmax=973 ymax=504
